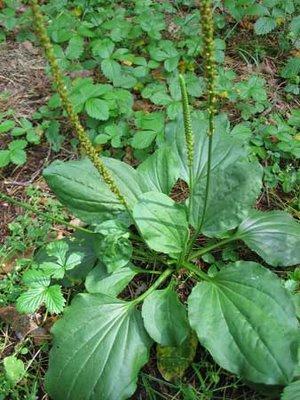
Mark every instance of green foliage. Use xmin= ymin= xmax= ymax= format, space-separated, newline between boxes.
xmin=3 ymin=0 xmax=300 ymax=399
xmin=142 ymin=285 xmax=190 ymax=346
xmin=45 ymin=294 xmax=152 ymax=400
xmin=0 ymin=116 xmax=43 ymax=167
xmin=188 ymin=261 xmax=299 ymax=385
xmin=3 ymin=356 xmax=25 ymax=387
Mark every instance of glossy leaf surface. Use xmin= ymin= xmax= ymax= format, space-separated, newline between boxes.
xmin=142 ymin=286 xmax=190 ymax=346
xmin=188 ymin=261 xmax=299 ymax=385
xmin=133 ymin=191 xmax=189 ymax=257
xmin=46 ymin=294 xmax=151 ymax=400
xmin=236 ymin=210 xmax=300 ymax=267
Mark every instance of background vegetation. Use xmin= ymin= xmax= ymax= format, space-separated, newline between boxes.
xmin=0 ymin=0 xmax=299 ymax=399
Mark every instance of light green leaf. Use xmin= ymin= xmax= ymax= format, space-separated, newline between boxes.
xmin=188 ymin=261 xmax=299 ymax=385
xmin=91 ymin=38 xmax=115 ymax=58
xmin=101 ymin=59 xmax=121 ymax=81
xmin=133 ymin=191 xmax=189 ymax=257
xmin=131 ymin=130 xmax=156 ymax=149
xmin=138 ymin=145 xmax=180 ymax=195
xmin=236 ymin=210 xmax=300 ymax=267
xmin=66 ymin=35 xmax=84 ymax=60
xmin=10 ymin=148 xmax=26 ymax=166
xmin=45 ymin=294 xmax=152 ymax=400
xmin=44 ymin=285 xmax=66 ymax=314
xmin=281 ymin=380 xmax=300 ymax=400
xmin=0 ymin=120 xmax=15 ymax=133
xmin=85 ymin=98 xmax=110 ymax=121
xmin=43 ymin=159 xmax=125 ymax=224
xmin=85 ymin=262 xmax=137 ymax=296
xmin=254 ymin=17 xmax=277 ymax=35
xmin=4 ymin=356 xmax=25 ymax=387
xmin=157 ymin=332 xmax=198 ymax=382
xmin=17 ymin=287 xmax=48 ymax=313
xmin=0 ymin=150 xmax=11 ymax=167
xmin=22 ymin=270 xmax=50 ymax=287
xmin=142 ymin=286 xmax=190 ymax=346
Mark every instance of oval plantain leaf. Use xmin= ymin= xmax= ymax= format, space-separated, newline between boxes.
xmin=188 ymin=261 xmax=299 ymax=385
xmin=43 ymin=159 xmax=124 ymax=223
xmin=157 ymin=331 xmax=198 ymax=382
xmin=166 ymin=112 xmax=263 ymax=237
xmin=236 ymin=210 xmax=300 ymax=267
xmin=133 ymin=191 xmax=189 ymax=257
xmin=142 ymin=286 xmax=190 ymax=346
xmin=45 ymin=293 xmax=152 ymax=400
xmin=85 ymin=262 xmax=137 ymax=296
xmin=103 ymin=157 xmax=146 ymax=209
xmin=137 ymin=144 xmax=180 ymax=195
xmin=189 ymin=160 xmax=262 ymax=237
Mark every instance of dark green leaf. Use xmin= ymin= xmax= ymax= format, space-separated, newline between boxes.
xmin=138 ymin=145 xmax=180 ymax=194
xmin=43 ymin=159 xmax=125 ymax=224
xmin=45 ymin=294 xmax=151 ymax=400
xmin=188 ymin=261 xmax=299 ymax=385
xmin=133 ymin=191 xmax=189 ymax=257
xmin=142 ymin=286 xmax=190 ymax=346
xmin=85 ymin=262 xmax=137 ymax=296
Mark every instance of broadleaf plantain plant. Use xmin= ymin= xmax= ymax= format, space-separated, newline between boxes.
xmin=26 ymin=1 xmax=300 ymax=399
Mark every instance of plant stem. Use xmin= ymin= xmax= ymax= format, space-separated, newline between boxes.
xmin=132 ymin=268 xmax=173 ymax=304
xmin=0 ymin=191 xmax=94 ymax=235
xmin=181 ymin=260 xmax=211 ymax=281
xmin=188 ymin=236 xmax=236 ymax=261
xmin=186 ymin=0 xmax=217 ymax=253
xmin=132 ymin=267 xmax=162 ymax=275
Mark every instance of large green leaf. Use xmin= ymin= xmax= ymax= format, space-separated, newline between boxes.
xmin=188 ymin=261 xmax=299 ymax=385
xmin=85 ymin=262 xmax=137 ymax=296
xmin=137 ymin=145 xmax=180 ymax=195
xmin=133 ymin=192 xmax=189 ymax=257
xmin=235 ymin=210 xmax=300 ymax=267
xmin=142 ymin=286 xmax=190 ymax=346
xmin=43 ymin=159 xmax=124 ymax=223
xmin=166 ymin=112 xmax=263 ymax=236
xmin=190 ymin=160 xmax=262 ymax=237
xmin=103 ymin=157 xmax=146 ymax=209
xmin=45 ymin=294 xmax=151 ymax=400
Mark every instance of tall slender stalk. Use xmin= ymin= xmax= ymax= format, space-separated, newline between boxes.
xmin=198 ymin=0 xmax=217 ymax=230
xmin=30 ymin=0 xmax=129 ymax=211
xmin=179 ymin=74 xmax=194 ymax=194
xmin=187 ymin=0 xmax=217 ymax=253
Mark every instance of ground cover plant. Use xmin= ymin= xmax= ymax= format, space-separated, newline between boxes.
xmin=0 ymin=1 xmax=300 ymax=399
